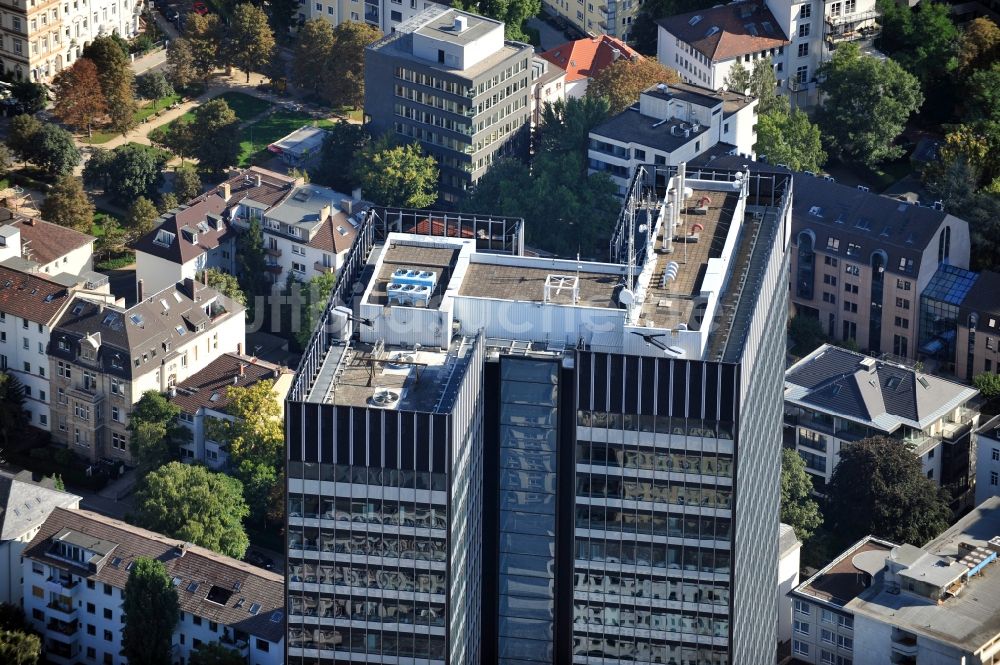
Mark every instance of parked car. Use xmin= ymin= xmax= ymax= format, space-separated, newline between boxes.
xmin=192 ymin=1 xmax=209 ymax=15
xmin=164 ymin=7 xmax=180 ymax=21
xmin=245 ymin=550 xmax=274 ymax=570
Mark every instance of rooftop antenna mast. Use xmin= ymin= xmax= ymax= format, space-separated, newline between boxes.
xmin=626 ymin=166 xmax=643 ymax=292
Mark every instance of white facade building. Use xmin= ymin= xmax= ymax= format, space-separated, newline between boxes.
xmin=778 ymin=523 xmax=802 ymax=651
xmin=0 ymin=473 xmax=79 ymax=606
xmin=657 ymin=0 xmax=879 ymax=106
xmin=975 ymin=415 xmax=1000 ymax=505
xmin=0 ymin=209 xmax=97 ymax=280
xmin=23 ymin=507 xmax=284 ymax=665
xmin=587 ymin=81 xmax=757 ymax=195
xmin=170 ymin=353 xmax=292 ymax=469
xmin=298 ymin=0 xmax=445 ymax=36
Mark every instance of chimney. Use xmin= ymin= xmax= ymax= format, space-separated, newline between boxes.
xmin=221 ymin=182 xmax=231 ymax=201
xmin=611 ymin=47 xmax=621 ymax=60
xmin=26 ymin=218 xmax=35 ymax=226
xmin=181 ymin=277 xmax=196 ymax=300
xmin=321 ymin=203 xmax=332 ymax=221
xmin=137 ymin=279 xmax=144 ymax=302
xmin=352 ymin=187 xmax=362 ymax=202
xmin=453 ymin=15 xmax=467 ymax=32
xmin=237 ymin=342 xmax=243 ymax=355
xmin=239 ymin=363 xmax=245 ymax=378
xmin=254 ymin=174 xmax=262 ymax=187
xmin=168 ymin=386 xmax=177 ymax=398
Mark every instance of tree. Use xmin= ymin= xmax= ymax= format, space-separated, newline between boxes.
xmin=354 ymin=137 xmax=438 ymax=208
xmin=748 ymin=57 xmax=788 ymax=116
xmin=166 ymin=37 xmax=198 ymax=90
xmin=185 ymin=14 xmax=223 ymax=80
xmin=26 ymin=123 xmax=81 ymax=176
xmin=965 ymin=64 xmax=1000 ymax=124
xmin=973 ymin=372 xmax=1000 ymax=400
xmin=136 ymin=71 xmax=174 ymax=109
xmin=723 ymin=60 xmax=751 ymax=95
xmin=324 ymin=21 xmax=382 ymax=108
xmin=91 ymin=143 xmax=162 ymax=203
xmin=126 ymin=197 xmax=159 ymax=238
xmin=159 ymin=192 xmax=179 ymax=213
xmin=788 ymin=314 xmax=827 ymax=356
xmin=83 ymin=35 xmax=138 ymax=135
xmin=313 ymin=122 xmax=370 ymax=191
xmin=755 ymin=108 xmax=825 ymax=172
xmin=293 ymin=19 xmax=334 ymax=99
xmin=6 ymin=115 xmax=41 ymax=162
xmin=128 ymin=391 xmax=190 ymax=476
xmin=189 ymin=99 xmax=241 ymax=174
xmin=133 ymin=462 xmax=250 ymax=558
xmin=234 ymin=459 xmax=281 ymax=527
xmin=267 ymin=0 xmax=299 ymax=38
xmin=539 ymin=95 xmax=611 ymax=156
xmin=173 ymin=163 xmax=203 ymax=201
xmin=121 ymin=557 xmax=180 ymax=665
xmin=153 ymin=120 xmax=198 ymax=163
xmin=0 ymin=146 xmax=13 ymax=180
xmin=0 ymin=630 xmax=40 ymax=665
xmin=96 ymin=217 xmax=128 ymax=260
xmin=82 ymin=148 xmax=116 ymax=191
xmin=223 ymin=4 xmax=275 ymax=83
xmin=199 ymin=269 xmax=247 ymax=305
xmin=0 ymin=372 xmax=26 ymax=452
xmin=780 ymin=448 xmax=823 ymax=542
xmin=209 ymin=380 xmax=283 ymax=468
xmin=41 ymin=175 xmax=94 ymax=233
xmin=816 ymin=44 xmax=923 ymax=167
xmin=454 ymin=0 xmax=541 ymax=41
xmin=10 ymin=81 xmax=47 ymax=115
xmin=826 ymin=436 xmax=952 ymax=548
xmin=957 ymin=17 xmax=1000 ymax=73
xmin=294 ymin=271 xmax=336 ymax=349
xmin=463 ymin=152 xmax=621 ymax=258
xmin=238 ymin=218 xmax=268 ymax=323
xmin=52 ymin=58 xmax=108 ymax=136
xmin=189 ymin=642 xmax=245 ymax=665
xmin=587 ymin=57 xmax=681 ymax=115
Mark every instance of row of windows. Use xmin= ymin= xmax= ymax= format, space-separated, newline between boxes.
xmin=288 ymin=628 xmax=445 ymax=659
xmin=289 ymin=496 xmax=447 ymax=529
xmin=577 ymin=441 xmax=733 ymax=477
xmin=575 ymin=569 xmax=730 ymax=605
xmin=576 ymin=505 xmax=732 ymax=541
xmin=577 ymin=474 xmax=733 ymax=510
xmin=288 ymin=463 xmax=447 ymax=490
xmin=575 ymin=537 xmax=731 ymax=574
xmin=571 ymin=635 xmax=727 ymax=664
xmin=578 ymin=411 xmax=735 ymax=440
xmin=574 ymin=602 xmax=728 ymax=637
xmin=288 ymin=528 xmax=447 ymax=562
xmin=288 ymin=595 xmax=446 ymax=626
xmin=289 ymin=562 xmax=446 ymax=594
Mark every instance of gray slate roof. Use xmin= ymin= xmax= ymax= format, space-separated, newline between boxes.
xmin=0 ymin=472 xmax=80 ymax=541
xmin=785 ymin=344 xmax=978 ymax=432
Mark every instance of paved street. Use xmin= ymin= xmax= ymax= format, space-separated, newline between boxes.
xmin=527 ymin=16 xmax=567 ymax=51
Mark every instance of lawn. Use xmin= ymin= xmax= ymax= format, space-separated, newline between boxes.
xmin=91 ymin=210 xmax=124 ymax=237
xmin=216 ymin=91 xmax=271 ymax=121
xmin=87 ymin=94 xmax=183 ymax=144
xmin=126 ymin=142 xmax=173 ymax=164
xmin=238 ymin=111 xmax=335 ymax=166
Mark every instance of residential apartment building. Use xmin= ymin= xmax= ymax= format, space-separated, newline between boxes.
xmin=529 ymin=54 xmax=565 ymax=131
xmin=169 ymin=353 xmax=292 ymax=470
xmin=789 ymin=174 xmax=970 ymax=358
xmin=587 ymin=81 xmax=757 ymax=194
xmin=364 ymin=7 xmax=534 ymax=203
xmin=778 ymin=523 xmax=802 ymax=653
xmin=538 ymin=35 xmax=639 ymax=98
xmin=542 ymin=0 xmax=639 ymax=41
xmin=46 ymin=279 xmax=245 ymax=465
xmin=784 ymin=344 xmax=980 ymax=506
xmin=0 ymin=208 xmax=97 ymax=279
xmin=285 ymin=162 xmax=793 ymax=663
xmin=0 ymin=472 xmax=79 ymax=605
xmin=0 ymin=266 xmax=79 ymax=431
xmin=23 ymin=507 xmax=284 ymax=665
xmin=136 ymin=167 xmax=365 ymax=295
xmin=955 ymin=269 xmax=1000 ymax=381
xmin=791 ymin=497 xmax=1000 ymax=665
xmin=0 ymin=0 xmax=140 ymax=82
xmin=298 ymin=0 xmax=447 ymax=38
xmin=975 ymin=415 xmax=1000 ymax=506
xmin=657 ymin=0 xmax=879 ymax=105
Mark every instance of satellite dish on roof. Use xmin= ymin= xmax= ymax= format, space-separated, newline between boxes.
xmin=618 ymin=288 xmax=634 ymax=306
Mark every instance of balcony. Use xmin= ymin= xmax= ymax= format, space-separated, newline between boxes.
xmin=45 ymin=638 xmax=78 ymax=663
xmin=825 ymin=10 xmax=880 ymax=45
xmin=46 ymin=618 xmax=79 ymax=640
xmin=313 ymin=261 xmax=335 ymax=274
xmin=46 ymin=600 xmax=76 ymax=621
xmin=44 ymin=576 xmax=79 ymax=595
xmin=265 ymin=246 xmax=282 ymax=258
xmin=265 ymin=263 xmax=283 ymax=275
xmin=220 ymin=633 xmax=250 ymax=656
xmin=890 ymin=629 xmax=918 ymax=657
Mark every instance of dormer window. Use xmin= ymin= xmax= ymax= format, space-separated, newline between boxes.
xmin=154 ymin=230 xmax=176 ymax=247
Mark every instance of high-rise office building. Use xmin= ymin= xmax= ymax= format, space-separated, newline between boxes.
xmin=285 ymin=162 xmax=792 ymax=664
xmin=364 ymin=6 xmax=534 ymax=203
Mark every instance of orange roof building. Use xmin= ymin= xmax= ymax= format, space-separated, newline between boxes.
xmin=539 ymin=35 xmax=641 ymax=96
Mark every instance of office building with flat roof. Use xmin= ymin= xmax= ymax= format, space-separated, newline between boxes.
xmin=364 ymin=7 xmax=534 ymax=203
xmin=286 ymin=161 xmax=792 ymax=664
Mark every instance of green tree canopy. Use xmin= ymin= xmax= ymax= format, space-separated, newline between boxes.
xmin=20 ymin=122 xmax=80 ymax=176
xmin=128 ymin=391 xmax=190 ymax=475
xmin=755 ymin=108 xmax=825 ymax=172
xmin=224 ymin=4 xmax=276 ymax=83
xmin=188 ymin=99 xmax=241 ymax=174
xmin=166 ymin=37 xmax=199 ymax=90
xmin=781 ymin=448 xmax=823 ymax=542
xmin=539 ymin=95 xmax=610 ymax=156
xmin=816 ymin=44 xmax=923 ymax=167
xmin=137 ymin=71 xmax=174 ymax=108
xmin=587 ymin=57 xmax=681 ymax=115
xmin=826 ymin=436 xmax=952 ymax=548
xmin=237 ymin=218 xmax=268 ymax=324
xmin=292 ymin=19 xmax=334 ymax=99
xmin=957 ymin=17 xmax=1000 ymax=73
xmin=83 ymin=148 xmax=116 ymax=191
xmin=325 ymin=22 xmax=382 ymax=108
xmin=965 ymin=63 xmax=1000 ymax=124
xmin=6 ymin=115 xmax=41 ymax=162
xmin=0 ymin=629 xmax=40 ymax=665
xmin=10 ymin=81 xmax=47 ymax=115
xmin=189 ymin=642 xmax=245 ymax=665
xmin=126 ymin=196 xmax=160 ymax=239
xmin=185 ymin=14 xmax=224 ymax=80
xmin=748 ymin=57 xmax=788 ymax=116
xmin=122 ymin=557 xmax=179 ymax=665
xmin=0 ymin=373 xmax=27 ymax=452
xmin=173 ymin=163 xmax=203 ymax=201
xmin=88 ymin=143 xmax=163 ymax=203
xmin=134 ymin=462 xmax=250 ymax=558
xmin=41 ymin=174 xmax=94 ymax=233
xmin=722 ymin=60 xmax=751 ymax=95
xmin=788 ymin=314 xmax=827 ymax=357
xmin=199 ymin=269 xmax=247 ymax=306
xmin=313 ymin=121 xmax=370 ymax=191
xmin=973 ymin=372 xmax=1000 ymax=400
xmin=83 ymin=35 xmax=138 ymax=135
xmin=354 ymin=137 xmax=439 ymax=208
xmin=453 ymin=0 xmax=540 ymax=41
xmin=207 ymin=380 xmax=284 ymax=468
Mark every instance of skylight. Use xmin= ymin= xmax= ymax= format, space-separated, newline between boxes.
xmin=206 ymin=584 xmax=233 ymax=606
xmin=102 ymin=313 xmax=116 ymax=326
xmin=110 ymin=557 xmax=122 ymax=568
xmin=175 ymin=325 xmax=186 ymax=336
xmin=187 ymin=581 xmax=200 ymax=593
xmin=172 ymin=577 xmax=182 ymax=586
xmin=129 ymin=313 xmax=144 ymax=326
xmin=249 ymin=603 xmax=261 ymax=615
xmin=270 ymin=611 xmax=283 ymax=623
xmin=160 ymin=299 xmax=170 ymax=310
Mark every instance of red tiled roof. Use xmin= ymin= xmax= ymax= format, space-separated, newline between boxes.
xmin=657 ymin=3 xmax=789 ymax=61
xmin=0 ymin=265 xmax=72 ymax=324
xmin=168 ymin=353 xmax=289 ymax=415
xmin=307 ymin=212 xmax=357 ymax=254
xmin=539 ymin=35 xmax=642 ymax=82
xmin=0 ymin=209 xmax=93 ymax=266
